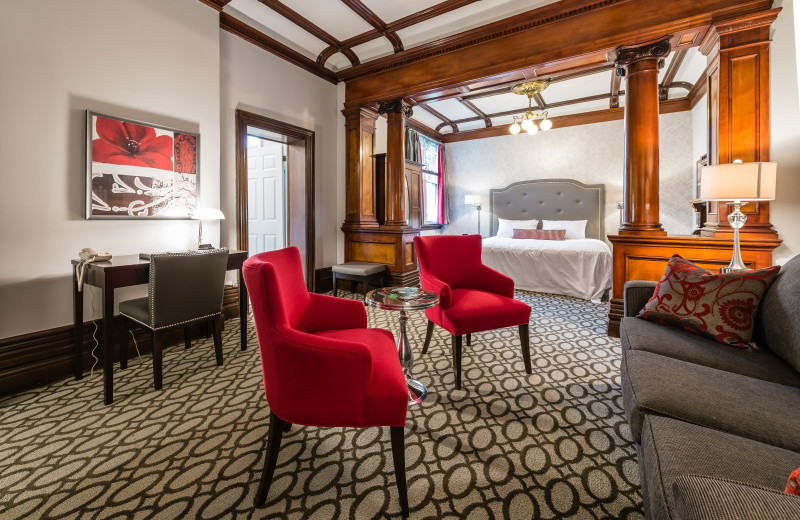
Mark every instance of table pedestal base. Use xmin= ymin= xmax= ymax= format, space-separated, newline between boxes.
xmin=396 ymin=310 xmax=428 ymax=405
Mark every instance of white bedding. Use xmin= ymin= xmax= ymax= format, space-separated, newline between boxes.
xmin=481 ymin=237 xmax=612 ymax=301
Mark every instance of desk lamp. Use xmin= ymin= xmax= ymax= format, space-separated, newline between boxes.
xmin=191 ymin=207 xmax=225 ymax=249
xmin=464 ymin=195 xmax=482 ymax=236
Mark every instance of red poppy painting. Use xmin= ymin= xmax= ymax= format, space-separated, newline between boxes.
xmin=87 ymin=112 xmax=199 ymax=219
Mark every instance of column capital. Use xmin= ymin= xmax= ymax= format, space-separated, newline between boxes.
xmin=614 ymin=37 xmax=671 ymax=75
xmin=377 ymin=99 xmax=413 ymax=118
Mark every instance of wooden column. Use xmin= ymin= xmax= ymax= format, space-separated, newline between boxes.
xmin=378 ymin=99 xmax=412 ymax=227
xmin=342 ymin=106 xmax=379 ymax=231
xmin=615 ymin=38 xmax=671 ymax=236
xmin=700 ymin=9 xmax=780 ymax=240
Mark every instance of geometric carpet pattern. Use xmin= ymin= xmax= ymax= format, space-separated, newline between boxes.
xmin=0 ymin=291 xmax=643 ymax=519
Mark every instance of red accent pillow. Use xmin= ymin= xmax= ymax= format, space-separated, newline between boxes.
xmin=512 ymin=228 xmax=566 ymax=240
xmin=787 ymin=468 xmax=800 ymax=496
xmin=637 ymin=255 xmax=779 ymax=350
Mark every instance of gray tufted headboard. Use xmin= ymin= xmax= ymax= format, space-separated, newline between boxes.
xmin=489 ymin=179 xmax=605 ymax=240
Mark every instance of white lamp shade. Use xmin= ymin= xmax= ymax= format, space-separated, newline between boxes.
xmin=192 ymin=207 xmax=226 ymax=220
xmin=700 ymin=162 xmax=777 ymax=201
xmin=464 ymin=195 xmax=481 ymax=206
xmin=540 ymin=118 xmax=553 ymax=131
xmin=509 ymin=122 xmax=521 ymax=134
xmin=521 ymin=119 xmax=534 ymax=131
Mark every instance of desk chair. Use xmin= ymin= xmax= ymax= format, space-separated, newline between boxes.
xmin=119 ymin=248 xmax=229 ymax=390
xmin=414 ymin=235 xmax=532 ymax=390
xmin=243 ymin=246 xmax=410 ymax=516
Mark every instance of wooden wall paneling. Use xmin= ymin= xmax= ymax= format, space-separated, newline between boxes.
xmin=700 ymin=9 xmax=779 ymax=240
xmin=378 ymin=100 xmax=412 ymax=227
xmin=343 ymin=107 xmax=379 ymax=230
xmin=405 ymin=163 xmax=422 ymax=229
xmin=605 ymin=235 xmax=780 ymax=336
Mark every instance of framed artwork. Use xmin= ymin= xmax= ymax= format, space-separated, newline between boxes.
xmin=86 ymin=111 xmax=199 ymax=219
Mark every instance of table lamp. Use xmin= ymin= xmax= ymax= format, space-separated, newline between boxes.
xmin=699 ymin=161 xmax=777 ymax=273
xmin=464 ymin=194 xmax=482 ymax=235
xmin=191 ymin=207 xmax=225 ymax=249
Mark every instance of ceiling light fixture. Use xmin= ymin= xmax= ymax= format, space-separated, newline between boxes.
xmin=509 ymin=80 xmax=552 ymax=135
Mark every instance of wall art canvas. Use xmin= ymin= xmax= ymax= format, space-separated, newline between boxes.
xmin=86 ymin=111 xmax=199 ymax=219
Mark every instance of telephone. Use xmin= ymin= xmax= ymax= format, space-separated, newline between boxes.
xmin=77 ymin=248 xmax=112 ymax=292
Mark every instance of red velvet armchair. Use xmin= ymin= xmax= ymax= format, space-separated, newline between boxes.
xmin=243 ymin=247 xmax=410 ymax=516
xmin=414 ymin=235 xmax=532 ymax=389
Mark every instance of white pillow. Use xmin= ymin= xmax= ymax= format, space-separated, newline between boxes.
xmin=542 ymin=219 xmax=587 ymax=239
xmin=496 ymin=218 xmax=538 ymax=238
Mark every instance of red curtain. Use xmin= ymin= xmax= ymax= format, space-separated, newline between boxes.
xmin=436 ymin=143 xmax=445 ymax=225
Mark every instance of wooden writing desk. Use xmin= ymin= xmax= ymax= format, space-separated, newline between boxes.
xmin=71 ymin=250 xmax=249 ymax=405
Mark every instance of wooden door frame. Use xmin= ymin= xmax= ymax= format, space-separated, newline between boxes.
xmin=235 ymin=109 xmax=315 ymax=290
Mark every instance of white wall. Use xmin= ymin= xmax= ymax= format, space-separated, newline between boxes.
xmin=219 ymin=31 xmax=340 ymax=269
xmin=443 ymin=111 xmax=695 ymax=239
xmin=0 ymin=0 xmax=220 ymax=339
xmin=770 ymin=0 xmax=800 ymax=264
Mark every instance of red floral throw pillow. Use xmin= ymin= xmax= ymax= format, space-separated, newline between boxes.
xmin=512 ymin=228 xmax=566 ymax=240
xmin=637 ymin=255 xmax=779 ymax=350
xmin=787 ymin=468 xmax=800 ymax=496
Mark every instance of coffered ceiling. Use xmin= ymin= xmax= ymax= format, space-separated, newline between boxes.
xmin=222 ymin=0 xmax=562 ymax=72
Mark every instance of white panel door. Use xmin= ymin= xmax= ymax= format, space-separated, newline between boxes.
xmin=247 ymin=135 xmax=285 ymax=256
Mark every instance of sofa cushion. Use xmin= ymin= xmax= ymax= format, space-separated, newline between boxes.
xmin=673 ymin=475 xmax=800 ymax=520
xmin=755 ymin=254 xmax=800 ymax=372
xmin=638 ymin=255 xmax=779 ymax=350
xmin=620 ymin=317 xmax=800 ymax=388
xmin=639 ymin=415 xmax=800 ymax=520
xmin=621 ymin=349 xmax=800 ymax=451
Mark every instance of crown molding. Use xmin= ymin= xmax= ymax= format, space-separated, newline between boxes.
xmin=220 ymin=12 xmax=338 ymax=84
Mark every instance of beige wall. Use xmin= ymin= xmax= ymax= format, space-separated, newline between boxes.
xmin=444 ymin=111 xmax=695 ymax=240
xmin=770 ymin=0 xmax=800 ymax=264
xmin=219 ymin=31 xmax=340 ymax=270
xmin=0 ymin=0 xmax=221 ymax=339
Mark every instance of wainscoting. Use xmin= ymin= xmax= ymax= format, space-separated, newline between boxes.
xmin=0 ymin=286 xmax=241 ymax=396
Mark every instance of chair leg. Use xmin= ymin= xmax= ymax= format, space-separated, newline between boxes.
xmin=255 ymin=413 xmax=290 ymax=507
xmin=120 ymin=318 xmax=129 ymax=370
xmin=333 ymin=273 xmax=338 ymax=298
xmin=422 ymin=320 xmax=434 ymax=355
xmin=466 ymin=333 xmax=471 ymax=347
xmin=452 ymin=335 xmax=463 ymax=390
xmin=519 ymin=324 xmax=532 ymax=374
xmin=184 ymin=327 xmax=191 ymax=350
xmin=152 ymin=331 xmax=163 ymax=390
xmin=390 ymin=426 xmax=409 ymax=518
xmin=211 ymin=316 xmax=224 ymax=366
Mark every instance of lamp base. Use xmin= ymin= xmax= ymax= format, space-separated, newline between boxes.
xmin=720 ymin=266 xmax=749 ymax=274
xmin=198 ymin=243 xmax=213 ymax=250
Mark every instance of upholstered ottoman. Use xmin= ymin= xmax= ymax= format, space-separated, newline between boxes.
xmin=332 ymin=262 xmax=387 ymax=300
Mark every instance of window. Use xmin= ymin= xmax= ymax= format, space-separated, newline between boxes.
xmin=419 ymin=134 xmax=441 ymax=225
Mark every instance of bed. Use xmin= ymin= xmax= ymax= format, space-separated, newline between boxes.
xmin=482 ymin=179 xmax=612 ymax=301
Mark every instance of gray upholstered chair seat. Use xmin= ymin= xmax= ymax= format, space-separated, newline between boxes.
xmin=119 ymin=297 xmax=150 ymax=327
xmin=331 ymin=262 xmax=386 ymax=276
xmin=621 ymin=317 xmax=800 ymax=388
xmin=622 ymin=349 xmax=800 ymax=451
xmin=672 ymin=475 xmax=800 ymax=520
xmin=639 ymin=415 xmax=800 ymax=520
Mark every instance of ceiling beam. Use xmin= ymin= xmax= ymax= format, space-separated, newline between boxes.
xmin=442 ymin=98 xmax=692 ymax=142
xmin=220 ymin=12 xmax=338 ymax=84
xmin=256 ymin=0 xmax=360 ymax=66
xmin=688 ymin=69 xmax=709 ymax=107
xmin=659 ymin=48 xmax=688 ymax=100
xmin=416 ymin=104 xmax=458 ymax=133
xmin=460 ymin=99 xmax=492 ymax=127
xmin=341 ymin=0 xmax=404 ymax=52
xmin=343 ymin=0 xmax=772 ymax=106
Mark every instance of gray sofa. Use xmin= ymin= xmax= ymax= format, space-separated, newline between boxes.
xmin=620 ymin=255 xmax=800 ymax=520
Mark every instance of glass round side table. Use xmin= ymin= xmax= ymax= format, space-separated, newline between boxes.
xmin=365 ymin=287 xmax=440 ymax=405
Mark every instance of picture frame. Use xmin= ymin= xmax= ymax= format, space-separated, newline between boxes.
xmin=85 ymin=111 xmax=200 ymax=219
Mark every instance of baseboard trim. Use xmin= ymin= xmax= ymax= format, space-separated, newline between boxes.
xmin=0 ymin=286 xmax=241 ymax=397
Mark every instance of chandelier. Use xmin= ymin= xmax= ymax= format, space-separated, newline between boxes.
xmin=509 ymin=80 xmax=553 ymax=135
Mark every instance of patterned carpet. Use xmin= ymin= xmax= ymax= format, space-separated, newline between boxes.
xmin=0 ymin=291 xmax=642 ymax=519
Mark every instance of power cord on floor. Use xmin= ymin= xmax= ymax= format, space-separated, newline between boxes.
xmin=87 ymin=288 xmax=141 ymax=378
